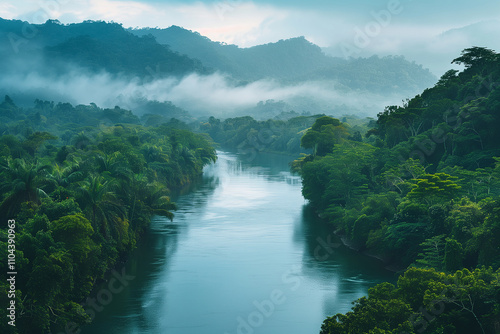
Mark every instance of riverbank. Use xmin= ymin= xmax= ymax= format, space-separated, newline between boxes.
xmin=80 ymin=151 xmax=396 ymax=334
xmin=316 ymin=211 xmax=404 ymax=273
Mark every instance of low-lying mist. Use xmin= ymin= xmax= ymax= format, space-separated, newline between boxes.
xmin=0 ymin=62 xmax=411 ymax=120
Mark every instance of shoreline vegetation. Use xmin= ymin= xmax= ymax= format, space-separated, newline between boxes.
xmin=0 ymin=99 xmax=216 ymax=333
xmin=291 ymin=48 xmax=500 ymax=334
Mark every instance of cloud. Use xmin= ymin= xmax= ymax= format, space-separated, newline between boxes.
xmin=0 ymin=62 xmax=405 ymax=119
xmin=86 ymin=0 xmax=152 ymax=22
xmin=0 ymin=3 xmax=17 ymax=18
xmin=182 ymin=2 xmax=289 ymax=46
xmin=5 ymin=0 xmax=288 ymax=46
xmin=380 ymin=20 xmax=500 ymax=75
xmin=324 ymin=17 xmax=500 ymax=76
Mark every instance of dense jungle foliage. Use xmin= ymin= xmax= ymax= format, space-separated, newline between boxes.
xmin=292 ymin=47 xmax=500 ymax=333
xmin=0 ymin=98 xmax=216 ymax=333
xmin=197 ymin=113 xmax=370 ymax=158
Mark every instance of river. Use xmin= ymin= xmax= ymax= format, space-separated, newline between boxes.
xmin=81 ymin=151 xmax=395 ymax=334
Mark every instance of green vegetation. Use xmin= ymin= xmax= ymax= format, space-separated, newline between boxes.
xmin=0 ymin=97 xmax=216 ymax=333
xmin=292 ymin=47 xmax=500 ymax=333
xmin=320 ymin=267 xmax=500 ymax=334
xmin=197 ymin=114 xmax=319 ymax=155
xmin=198 ymin=114 xmax=371 ymax=157
xmin=0 ymin=19 xmax=207 ymax=78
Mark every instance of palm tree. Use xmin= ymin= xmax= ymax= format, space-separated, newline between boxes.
xmin=144 ymin=182 xmax=177 ymax=221
xmin=76 ymin=174 xmax=126 ymax=238
xmin=123 ymin=173 xmax=148 ymax=227
xmin=94 ymin=152 xmax=132 ymax=181
xmin=72 ymin=132 xmax=91 ymax=150
xmin=176 ymin=145 xmax=197 ymax=176
xmin=141 ymin=144 xmax=169 ymax=163
xmin=0 ymin=158 xmax=52 ymax=217
xmin=125 ymin=175 xmax=177 ymax=226
xmin=50 ymin=162 xmax=83 ymax=188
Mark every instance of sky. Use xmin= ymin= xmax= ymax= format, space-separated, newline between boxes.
xmin=2 ymin=0 xmax=500 ymax=74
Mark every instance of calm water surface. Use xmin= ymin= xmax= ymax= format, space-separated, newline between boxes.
xmin=82 ymin=151 xmax=395 ymax=334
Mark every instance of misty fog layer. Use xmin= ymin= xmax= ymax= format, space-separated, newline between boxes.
xmin=0 ymin=18 xmax=438 ymax=120
xmin=0 ymin=64 xmax=410 ymax=119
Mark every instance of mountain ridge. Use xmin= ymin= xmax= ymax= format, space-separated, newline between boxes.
xmin=130 ymin=25 xmax=436 ymax=92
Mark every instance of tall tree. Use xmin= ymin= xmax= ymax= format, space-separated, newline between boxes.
xmin=300 ymin=116 xmax=348 ymax=156
xmin=76 ymin=175 xmax=126 ymax=238
xmin=406 ymin=173 xmax=461 ymax=205
xmin=0 ymin=158 xmax=52 ymax=218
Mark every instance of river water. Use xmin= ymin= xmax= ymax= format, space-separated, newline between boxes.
xmin=82 ymin=151 xmax=395 ymax=334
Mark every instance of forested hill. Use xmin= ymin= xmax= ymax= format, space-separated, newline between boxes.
xmin=0 ymin=18 xmax=435 ymax=92
xmin=131 ymin=26 xmax=436 ymax=93
xmin=131 ymin=26 xmax=333 ymax=81
xmin=0 ymin=18 xmax=437 ymax=119
xmin=0 ymin=18 xmax=207 ymax=78
xmin=292 ymin=47 xmax=500 ymax=333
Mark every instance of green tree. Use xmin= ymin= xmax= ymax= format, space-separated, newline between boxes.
xmin=51 ymin=214 xmax=95 ymax=262
xmin=76 ymin=175 xmax=126 ymax=238
xmin=24 ymin=250 xmax=75 ymax=332
xmin=436 ymin=69 xmax=459 ymax=87
xmin=472 ymin=198 xmax=500 ymax=267
xmin=0 ymin=158 xmax=52 ymax=218
xmin=451 ymin=46 xmax=498 ymax=69
xmin=94 ymin=152 xmax=131 ymax=180
xmin=22 ymin=131 xmax=58 ymax=156
xmin=414 ymin=235 xmax=446 ymax=270
xmin=320 ymin=143 xmax=377 ymax=207
xmin=381 ymin=158 xmax=426 ymax=195
xmin=300 ymin=116 xmax=348 ymax=156
xmin=443 ymin=238 xmax=464 ymax=272
xmin=445 ymin=197 xmax=483 ymax=245
xmin=424 ymin=268 xmax=500 ymax=334
xmin=320 ymin=282 xmax=414 ymax=334
xmin=406 ymin=173 xmax=461 ymax=205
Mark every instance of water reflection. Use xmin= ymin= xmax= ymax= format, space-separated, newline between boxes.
xmin=82 ymin=150 xmax=395 ymax=334
xmin=295 ymin=203 xmax=396 ymax=317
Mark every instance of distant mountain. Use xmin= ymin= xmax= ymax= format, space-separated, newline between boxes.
xmin=0 ymin=19 xmax=207 ymax=78
xmin=131 ymin=26 xmax=335 ymax=81
xmin=438 ymin=20 xmax=500 ymax=50
xmin=303 ymin=55 xmax=436 ymax=94
xmin=0 ymin=18 xmax=436 ymax=92
xmin=130 ymin=26 xmax=436 ymax=93
xmin=130 ymin=25 xmax=239 ymax=75
xmin=421 ymin=20 xmax=500 ymax=75
xmin=0 ymin=18 xmax=437 ymax=119
xmin=321 ymin=19 xmax=500 ymax=76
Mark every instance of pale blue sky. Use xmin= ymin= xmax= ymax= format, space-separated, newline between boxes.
xmin=2 ymin=0 xmax=500 ymax=74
